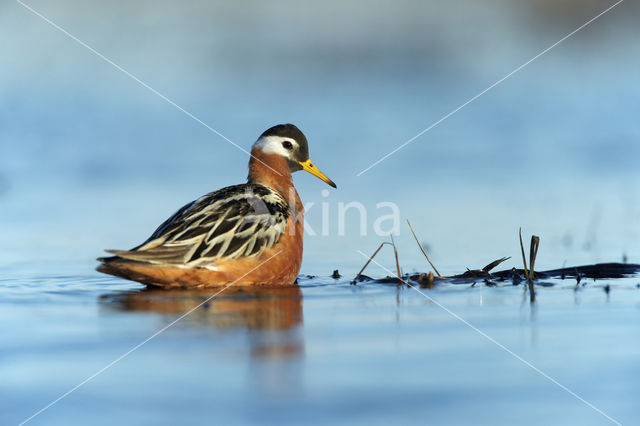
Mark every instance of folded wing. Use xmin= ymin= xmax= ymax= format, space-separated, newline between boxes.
xmin=106 ymin=184 xmax=289 ymax=266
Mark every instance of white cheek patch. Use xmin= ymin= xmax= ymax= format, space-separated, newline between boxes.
xmin=254 ymin=136 xmax=295 ymax=158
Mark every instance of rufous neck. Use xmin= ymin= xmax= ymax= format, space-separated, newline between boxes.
xmin=247 ymin=149 xmax=294 ymax=198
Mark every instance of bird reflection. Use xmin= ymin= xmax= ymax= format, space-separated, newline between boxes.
xmin=101 ymin=285 xmax=304 ymax=358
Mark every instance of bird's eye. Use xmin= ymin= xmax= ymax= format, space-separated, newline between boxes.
xmin=282 ymin=141 xmax=293 ymax=150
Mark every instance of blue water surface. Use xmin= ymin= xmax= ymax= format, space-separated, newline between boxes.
xmin=1 ymin=0 xmax=639 ymax=424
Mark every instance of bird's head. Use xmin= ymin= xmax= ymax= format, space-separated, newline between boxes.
xmin=253 ymin=124 xmax=337 ymax=188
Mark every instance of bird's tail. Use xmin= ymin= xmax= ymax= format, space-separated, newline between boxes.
xmin=96 ymin=254 xmax=162 ymax=287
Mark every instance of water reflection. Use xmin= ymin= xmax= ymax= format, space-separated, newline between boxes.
xmin=101 ymin=286 xmax=304 ymax=358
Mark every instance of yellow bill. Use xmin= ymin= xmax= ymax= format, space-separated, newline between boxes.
xmin=299 ymin=159 xmax=337 ymax=188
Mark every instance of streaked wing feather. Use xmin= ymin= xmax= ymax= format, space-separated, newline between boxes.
xmin=105 ymin=245 xmax=200 ymax=264
xmin=110 ymin=184 xmax=289 ymax=266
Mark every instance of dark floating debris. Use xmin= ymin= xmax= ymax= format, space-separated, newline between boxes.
xmin=353 ymin=274 xmax=373 ymax=283
xmin=510 ymin=268 xmax=522 ymax=286
xmin=351 ymin=223 xmax=640 ymax=293
xmin=482 ymin=263 xmax=640 ymax=281
xmin=431 ymin=262 xmax=636 ymax=283
xmin=381 ymin=263 xmax=640 ymax=288
xmin=374 ymin=276 xmax=406 ymax=284
xmin=484 ymin=279 xmax=497 ymax=287
xmin=458 ymin=256 xmax=512 ymax=280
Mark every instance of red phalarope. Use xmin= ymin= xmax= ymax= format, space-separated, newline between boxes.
xmin=97 ymin=124 xmax=336 ymax=288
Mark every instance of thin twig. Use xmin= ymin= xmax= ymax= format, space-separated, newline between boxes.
xmin=519 ymin=227 xmax=529 ymax=278
xmin=527 ymin=235 xmax=540 ymax=303
xmin=390 ymin=234 xmax=402 ymax=283
xmin=352 ymin=243 xmax=389 ymax=284
xmin=529 ymin=236 xmax=540 ymax=281
xmin=407 ymin=220 xmax=442 ymax=277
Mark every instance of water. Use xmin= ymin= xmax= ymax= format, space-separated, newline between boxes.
xmin=2 ymin=265 xmax=639 ymax=425
xmin=2 ymin=0 xmax=640 ymax=424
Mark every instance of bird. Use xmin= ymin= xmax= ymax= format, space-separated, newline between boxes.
xmin=97 ymin=124 xmax=336 ymax=288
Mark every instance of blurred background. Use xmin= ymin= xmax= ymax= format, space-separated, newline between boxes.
xmin=1 ymin=0 xmax=639 ymax=274
xmin=3 ymin=2 xmax=640 ymax=425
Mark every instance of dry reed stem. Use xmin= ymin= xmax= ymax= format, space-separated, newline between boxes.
xmin=527 ymin=235 xmax=540 ymax=303
xmin=352 ymin=242 xmax=389 ymax=284
xmin=519 ymin=227 xmax=529 ymax=278
xmin=390 ymin=234 xmax=403 ymax=283
xmin=529 ymin=236 xmax=540 ymax=281
xmin=407 ymin=220 xmax=442 ymax=277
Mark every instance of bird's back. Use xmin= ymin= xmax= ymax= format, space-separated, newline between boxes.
xmin=97 ymin=183 xmax=295 ymax=287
